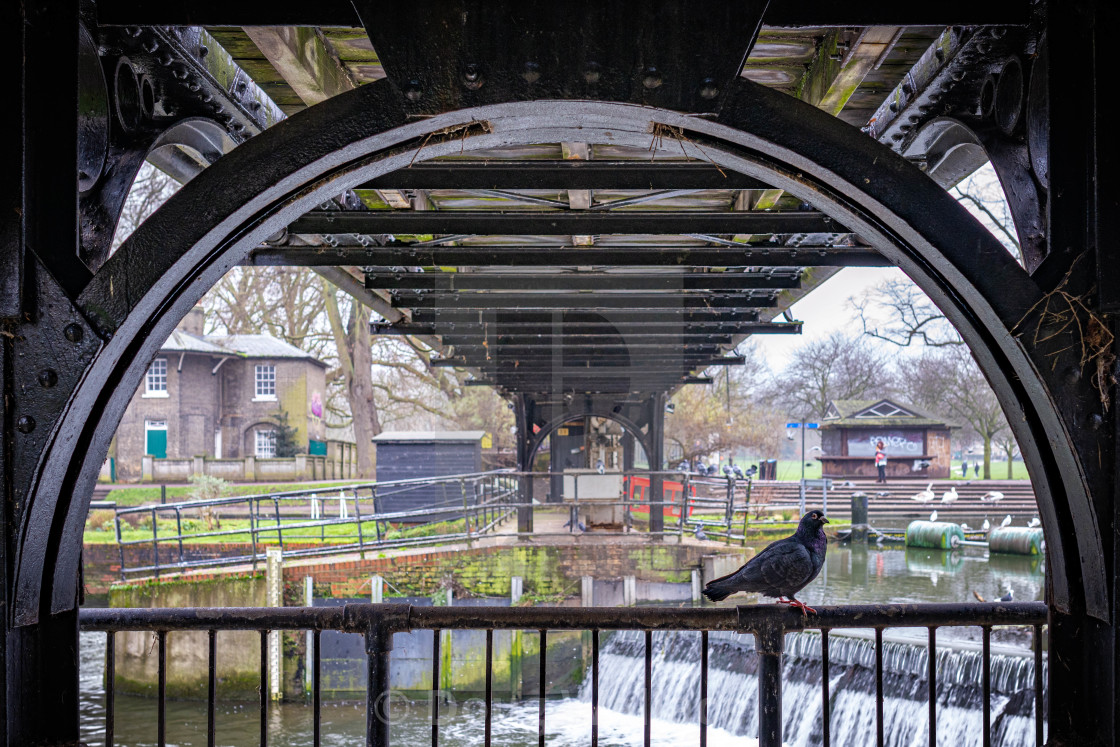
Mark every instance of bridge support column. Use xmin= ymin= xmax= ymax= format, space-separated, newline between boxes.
xmin=514 ymin=394 xmax=534 ymax=533
xmin=648 ymin=393 xmax=666 ymax=535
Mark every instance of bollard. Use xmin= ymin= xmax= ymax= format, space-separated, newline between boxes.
xmin=691 ymin=569 xmax=702 ymax=603
xmin=850 ymin=492 xmax=869 ymax=543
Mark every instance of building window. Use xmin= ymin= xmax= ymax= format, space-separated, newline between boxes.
xmin=256 ymin=429 xmax=277 ymax=459
xmin=254 ymin=364 xmax=276 ymax=400
xmin=144 ymin=358 xmax=168 ymax=396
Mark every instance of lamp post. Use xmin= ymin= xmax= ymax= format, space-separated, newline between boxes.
xmin=786 ymin=421 xmax=820 ymax=513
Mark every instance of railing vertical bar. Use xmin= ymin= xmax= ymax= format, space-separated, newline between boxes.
xmin=272 ymin=497 xmax=284 ymax=552
xmin=700 ymin=630 xmax=708 ymax=747
xmin=353 ymin=489 xmax=365 ymax=554
xmin=157 ymin=630 xmax=167 ymax=747
xmin=756 ymin=626 xmax=784 ymax=747
xmin=1034 ymin=624 xmax=1044 ymax=747
xmin=644 ymin=629 xmax=652 ymax=747
xmin=981 ymin=626 xmax=991 ymax=747
xmin=313 ymin=630 xmax=321 ymax=747
xmin=260 ymin=629 xmax=268 ymax=747
xmin=250 ymin=497 xmax=258 ymax=570
xmin=538 ymin=629 xmax=547 ymax=747
xmin=821 ymin=629 xmax=831 ymax=747
xmin=105 ymin=632 xmax=115 ymax=747
xmin=175 ymin=507 xmax=184 ymax=565
xmin=485 ymin=628 xmax=494 ymax=747
xmin=152 ymin=508 xmax=160 ymax=578
xmin=431 ymin=629 xmax=440 ymax=747
xmin=207 ymin=629 xmax=217 ymax=747
xmin=875 ymin=627 xmax=884 ymax=747
xmin=928 ymin=626 xmax=937 ymax=747
xmin=366 ymin=621 xmax=393 ymax=747
xmin=592 ymin=629 xmax=599 ymax=747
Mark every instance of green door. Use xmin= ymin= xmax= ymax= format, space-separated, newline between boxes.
xmin=146 ymin=424 xmax=167 ymax=458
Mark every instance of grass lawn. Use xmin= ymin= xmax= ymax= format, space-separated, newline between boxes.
xmin=948 ymin=460 xmax=1030 ymax=481
xmin=83 ymin=515 xmax=469 ymax=545
xmin=746 ymin=459 xmax=1028 ymax=482
xmin=100 ymin=480 xmax=365 ymax=507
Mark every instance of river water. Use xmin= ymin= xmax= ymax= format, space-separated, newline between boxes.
xmin=80 ymin=545 xmax=1045 ymax=746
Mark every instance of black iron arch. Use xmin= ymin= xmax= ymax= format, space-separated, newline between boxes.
xmin=526 ymin=411 xmax=652 ymax=471
xmin=11 ymin=76 xmax=1103 ymax=625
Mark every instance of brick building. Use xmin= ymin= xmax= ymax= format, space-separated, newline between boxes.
xmin=818 ymin=398 xmax=956 ymax=480
xmin=110 ymin=307 xmax=331 ymax=481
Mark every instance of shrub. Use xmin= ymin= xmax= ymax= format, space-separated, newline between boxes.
xmin=189 ymin=474 xmax=229 ymax=530
xmin=87 ymin=509 xmax=115 ymax=531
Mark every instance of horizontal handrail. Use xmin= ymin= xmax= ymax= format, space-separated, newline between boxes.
xmin=79 ymin=601 xmax=1048 ymax=633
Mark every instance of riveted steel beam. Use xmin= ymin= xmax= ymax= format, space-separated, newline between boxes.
xmin=393 ymin=292 xmax=774 ymax=310
xmin=409 ymin=309 xmax=764 ymax=324
xmin=252 ymin=245 xmax=886 ymax=267
xmin=365 ymin=272 xmax=800 ymax=291
xmin=373 ymin=321 xmax=798 ymax=337
xmin=356 ymin=161 xmax=767 ymax=190
xmin=93 ymin=1 xmax=1031 ymax=29
xmin=289 ymin=211 xmax=841 ymax=236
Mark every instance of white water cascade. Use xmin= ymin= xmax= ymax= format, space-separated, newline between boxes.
xmin=581 ymin=629 xmax=1045 ymax=747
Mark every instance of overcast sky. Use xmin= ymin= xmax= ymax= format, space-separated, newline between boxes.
xmin=750 ymin=164 xmax=1013 ymax=372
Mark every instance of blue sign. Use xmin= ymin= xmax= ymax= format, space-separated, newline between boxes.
xmin=785 ymin=422 xmax=820 ymax=429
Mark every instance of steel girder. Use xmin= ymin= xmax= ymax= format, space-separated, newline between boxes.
xmin=252 ymin=245 xmax=889 ymax=267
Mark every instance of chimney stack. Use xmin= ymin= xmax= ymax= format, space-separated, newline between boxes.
xmin=178 ymin=305 xmax=205 ymax=336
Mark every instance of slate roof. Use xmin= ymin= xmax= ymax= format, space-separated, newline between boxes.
xmin=160 ymin=330 xmax=234 ymax=356
xmin=373 ymin=431 xmax=487 ymax=443
xmin=821 ymin=398 xmax=956 ymax=428
xmin=161 ymin=332 xmax=329 ymax=368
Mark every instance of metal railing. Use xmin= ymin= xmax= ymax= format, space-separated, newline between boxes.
xmin=109 ymin=470 xmax=770 ymax=576
xmin=79 ymin=601 xmax=1048 ymax=747
xmin=111 ymin=471 xmax=520 ymax=576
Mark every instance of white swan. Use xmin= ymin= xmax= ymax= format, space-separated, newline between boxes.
xmin=980 ymin=491 xmax=1004 ymax=503
xmin=911 ymin=483 xmax=935 ymax=503
xmin=941 ymin=486 xmax=958 ymax=504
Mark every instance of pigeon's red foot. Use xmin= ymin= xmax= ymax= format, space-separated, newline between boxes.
xmin=775 ymin=597 xmax=791 ymax=605
xmin=788 ymin=599 xmax=816 ymax=615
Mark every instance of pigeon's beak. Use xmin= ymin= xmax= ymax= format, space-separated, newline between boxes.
xmin=820 ymin=516 xmax=830 ymax=524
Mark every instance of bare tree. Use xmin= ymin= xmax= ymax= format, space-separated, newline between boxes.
xmin=667 ymin=345 xmax=781 ymax=463
xmin=850 ymin=276 xmax=962 ymax=348
xmin=111 ymin=163 xmax=180 ymax=252
xmin=950 ymin=163 xmax=1022 ymax=261
xmin=895 ymin=346 xmax=1008 ymax=479
xmin=323 ymin=279 xmax=381 ymax=478
xmin=769 ymin=331 xmax=889 ymax=419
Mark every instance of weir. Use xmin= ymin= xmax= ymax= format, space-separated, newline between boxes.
xmin=587 ymin=629 xmax=1045 ymax=747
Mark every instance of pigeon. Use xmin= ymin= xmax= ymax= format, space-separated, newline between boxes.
xmin=876 ymin=491 xmax=891 ymax=498
xmin=596 ymin=459 xmax=606 ymax=475
xmin=911 ymin=483 xmax=935 ymax=503
xmin=980 ymin=491 xmax=1004 ymax=503
xmin=702 ymin=510 xmax=829 ymax=615
xmin=733 ymin=465 xmax=744 ymax=480
xmin=694 ymin=524 xmax=708 ymax=542
xmin=981 ymin=519 xmax=991 ymax=532
xmin=1027 ymin=517 xmax=1041 ymax=528
xmin=1000 ymin=515 xmax=1013 ymax=528
xmin=941 ymin=486 xmax=958 ymax=504
xmin=998 ymin=588 xmax=1014 ymax=602
xmin=929 ymin=510 xmax=939 ymax=522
